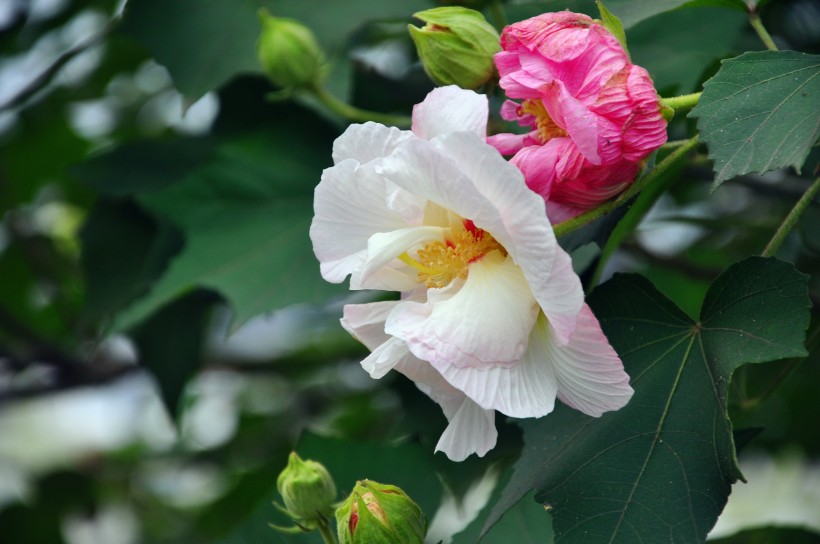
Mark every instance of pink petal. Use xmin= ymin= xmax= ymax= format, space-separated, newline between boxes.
xmin=486 ymin=131 xmax=530 ymax=156
xmin=540 ymin=81 xmax=601 ymax=164
xmin=412 ymin=85 xmax=488 ymax=140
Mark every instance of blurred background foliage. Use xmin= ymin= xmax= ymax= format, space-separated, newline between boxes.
xmin=0 ymin=0 xmax=818 ymax=543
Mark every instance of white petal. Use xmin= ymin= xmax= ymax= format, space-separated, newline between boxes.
xmin=381 ymin=134 xmax=584 ymax=344
xmin=360 ymin=337 xmax=412 ymax=379
xmin=385 ymin=253 xmax=539 ymax=369
xmin=411 ymin=86 xmax=488 ymax=140
xmin=332 ymin=122 xmax=412 ymax=164
xmin=547 ymin=304 xmax=633 ymax=416
xmin=310 ymin=161 xmax=408 ymax=283
xmin=394 ymin=357 xmax=497 ymax=461
xmin=431 ymin=314 xmax=559 ymax=418
xmin=434 ymin=397 xmax=497 ymax=461
xmin=340 ymin=301 xmax=399 ymax=350
xmin=356 ymin=226 xmax=446 ymax=287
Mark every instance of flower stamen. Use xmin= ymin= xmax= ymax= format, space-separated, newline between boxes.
xmin=520 ymin=98 xmax=567 ymax=143
xmin=400 ymin=221 xmax=506 ymax=288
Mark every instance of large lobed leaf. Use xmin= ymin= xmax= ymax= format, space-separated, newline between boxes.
xmin=107 ymin=130 xmax=345 ymax=331
xmin=484 ymin=257 xmax=810 ymax=543
xmin=690 ymin=51 xmax=820 ymax=189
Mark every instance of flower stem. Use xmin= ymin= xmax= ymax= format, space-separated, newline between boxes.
xmin=659 ymin=92 xmax=701 ymax=112
xmin=489 ymin=0 xmax=507 ymax=30
xmin=554 ymin=135 xmax=700 ymax=238
xmin=749 ymin=11 xmax=778 ymax=51
xmin=762 ymin=176 xmax=820 ymax=257
xmin=317 ymin=518 xmax=338 ymax=544
xmin=312 ymin=85 xmax=411 ymax=127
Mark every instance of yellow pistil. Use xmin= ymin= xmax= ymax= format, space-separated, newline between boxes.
xmin=400 ymin=222 xmax=506 ymax=288
xmin=520 ymin=99 xmax=567 ymax=143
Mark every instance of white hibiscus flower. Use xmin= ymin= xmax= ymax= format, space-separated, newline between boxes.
xmin=310 ymin=86 xmax=633 ymax=461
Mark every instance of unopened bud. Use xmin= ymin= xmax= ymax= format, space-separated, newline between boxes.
xmin=276 ymin=452 xmax=336 ymax=527
xmin=408 ymin=7 xmax=500 ymax=89
xmin=336 ymin=480 xmax=426 ymax=543
xmin=257 ymin=9 xmax=325 ymax=89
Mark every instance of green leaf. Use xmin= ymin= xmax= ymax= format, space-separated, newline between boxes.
xmin=603 ymin=0 xmax=746 ymax=28
xmin=108 ymin=128 xmax=344 ymax=331
xmin=628 ymin=7 xmax=746 ymax=94
xmin=596 ymin=1 xmax=628 ymax=54
xmin=484 ymin=257 xmax=810 ymax=543
xmin=131 ymin=290 xmax=216 ymax=416
xmin=80 ymin=199 xmax=183 ymax=323
xmin=452 ymin=470 xmax=553 ymax=544
xmin=690 ymin=51 xmax=820 ymax=189
xmin=120 ymin=0 xmax=428 ymax=101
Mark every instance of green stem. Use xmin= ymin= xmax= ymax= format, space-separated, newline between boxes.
xmin=312 ymin=85 xmax=411 ymax=127
xmin=489 ymin=0 xmax=506 ymax=30
xmin=659 ymin=92 xmax=701 ymax=112
xmin=749 ymin=11 xmax=778 ymax=51
xmin=554 ymin=135 xmax=700 ymax=238
xmin=317 ymin=518 xmax=337 ymax=544
xmin=762 ymin=176 xmax=820 ymax=257
xmin=659 ymin=139 xmax=692 ymax=152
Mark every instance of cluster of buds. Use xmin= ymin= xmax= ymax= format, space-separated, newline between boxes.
xmin=274 ymin=453 xmax=425 ymax=543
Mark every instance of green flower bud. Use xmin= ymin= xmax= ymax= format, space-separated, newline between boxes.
xmin=408 ymin=7 xmax=501 ymax=89
xmin=336 ymin=480 xmax=426 ymax=544
xmin=276 ymin=452 xmax=336 ymax=527
xmin=257 ymin=9 xmax=325 ymax=89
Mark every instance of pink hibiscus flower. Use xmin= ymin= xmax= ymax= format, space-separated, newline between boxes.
xmin=487 ymin=11 xmax=668 ymax=222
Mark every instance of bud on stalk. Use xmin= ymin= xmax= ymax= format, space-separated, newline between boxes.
xmin=258 ymin=9 xmax=325 ymax=90
xmin=276 ymin=451 xmax=337 ymax=529
xmin=408 ymin=7 xmax=500 ymax=89
xmin=336 ymin=480 xmax=426 ymax=543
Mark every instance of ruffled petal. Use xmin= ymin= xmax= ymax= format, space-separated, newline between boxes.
xmin=547 ymin=304 xmax=633 ymax=416
xmin=434 ymin=397 xmax=497 ymax=461
xmin=310 ymin=161 xmax=409 ymax=283
xmin=385 ymin=252 xmax=539 ymax=369
xmin=394 ymin=357 xmax=497 ymax=461
xmin=331 ymin=122 xmax=412 ymax=165
xmin=340 ymin=301 xmax=399 ymax=350
xmin=540 ymin=80 xmax=601 ymax=164
xmin=430 ymin=313 xmax=559 ymax=418
xmin=486 ymin=131 xmax=530 ymax=156
xmin=382 ymin=134 xmax=584 ymax=344
xmin=360 ymin=337 xmax=413 ymax=379
xmin=355 ymin=226 xmax=447 ymax=288
xmin=412 ymin=86 xmax=488 ymax=140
